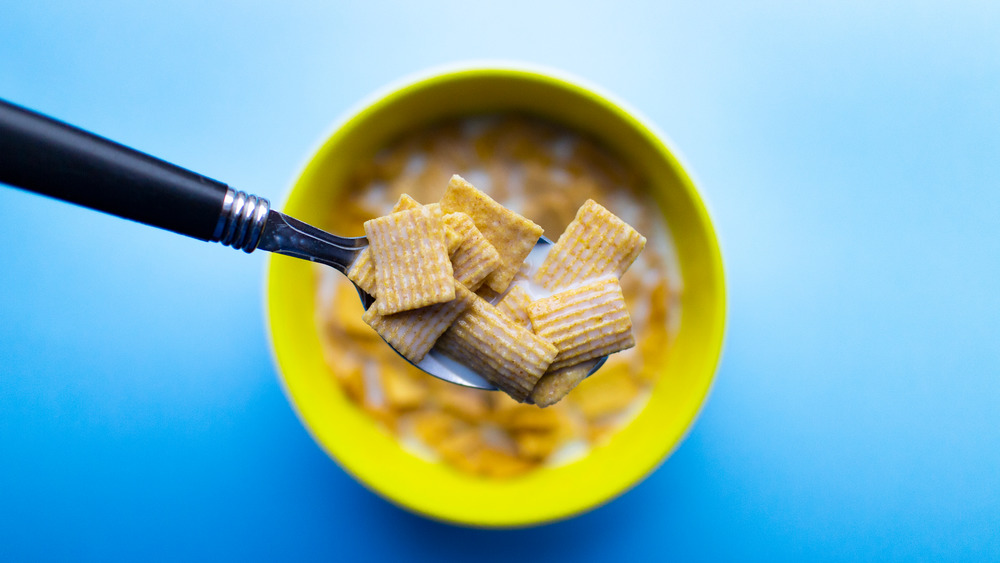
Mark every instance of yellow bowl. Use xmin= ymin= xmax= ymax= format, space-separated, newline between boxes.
xmin=266 ymin=64 xmax=726 ymax=527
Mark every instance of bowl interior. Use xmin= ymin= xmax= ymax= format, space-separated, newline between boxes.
xmin=267 ymin=67 xmax=725 ymax=527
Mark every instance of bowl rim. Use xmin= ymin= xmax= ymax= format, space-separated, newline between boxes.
xmin=264 ymin=60 xmax=727 ymax=527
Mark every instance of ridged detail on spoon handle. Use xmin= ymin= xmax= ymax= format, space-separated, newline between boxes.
xmin=213 ymin=188 xmax=270 ymax=253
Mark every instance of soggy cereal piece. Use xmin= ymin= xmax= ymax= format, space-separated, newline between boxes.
xmin=434 ymin=293 xmax=558 ymax=403
xmin=330 ymin=280 xmax=379 ymax=340
xmin=439 ymin=175 xmax=543 ymax=294
xmin=569 ymin=361 xmax=639 ymax=421
xmin=436 ymin=427 xmax=484 ymax=465
xmin=479 ymin=448 xmax=535 ymax=478
xmin=495 ymin=402 xmax=564 ymax=431
xmin=528 ymin=277 xmax=635 ymax=371
xmin=430 ymin=380 xmax=491 ymax=421
xmin=513 ymin=429 xmax=563 ymax=460
xmin=381 ymin=364 xmax=428 ymax=410
xmin=409 ymin=410 xmax=466 ymax=448
xmin=495 ymin=284 xmax=533 ymax=329
xmin=529 ymin=359 xmax=600 ymax=408
xmin=444 ymin=212 xmax=502 ymax=291
xmin=363 ymin=282 xmax=476 ymax=363
xmin=332 ymin=354 xmax=366 ymax=403
xmin=365 ymin=206 xmax=455 ymax=315
xmin=534 ymin=199 xmax=646 ymax=291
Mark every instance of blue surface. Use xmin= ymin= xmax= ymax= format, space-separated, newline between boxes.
xmin=2 ymin=1 xmax=999 ymax=560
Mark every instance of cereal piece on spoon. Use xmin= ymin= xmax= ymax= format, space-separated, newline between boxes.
xmin=434 ymin=293 xmax=557 ymax=403
xmin=529 ymin=359 xmax=600 ymax=408
xmin=365 ymin=206 xmax=454 ymax=315
xmin=443 ymin=212 xmax=502 ymax=291
xmin=527 ymin=276 xmax=635 ymax=371
xmin=439 ymin=175 xmax=543 ymax=294
xmin=363 ymin=281 xmax=476 ymax=363
xmin=533 ymin=199 xmax=646 ymax=291
xmin=495 ymin=284 xmax=533 ymax=330
xmin=347 ymin=194 xmax=461 ymax=297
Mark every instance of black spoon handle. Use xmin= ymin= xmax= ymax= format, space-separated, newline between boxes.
xmin=0 ymin=97 xmax=237 ymax=242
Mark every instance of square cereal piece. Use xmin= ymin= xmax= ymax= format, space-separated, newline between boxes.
xmin=395 ymin=195 xmax=462 ymax=254
xmin=527 ymin=276 xmax=635 ymax=371
xmin=347 ymin=194 xmax=461 ymax=298
xmin=439 ymin=174 xmax=543 ymax=294
xmin=393 ymin=193 xmax=423 ymax=212
xmin=495 ymin=284 xmax=533 ymax=330
xmin=345 ymin=250 xmax=377 ymax=297
xmin=434 ymin=292 xmax=557 ymax=403
xmin=443 ymin=212 xmax=502 ymax=291
xmin=365 ymin=206 xmax=455 ymax=315
xmin=529 ymin=359 xmax=600 ymax=407
xmin=533 ymin=199 xmax=646 ymax=291
xmin=363 ymin=281 xmax=476 ymax=364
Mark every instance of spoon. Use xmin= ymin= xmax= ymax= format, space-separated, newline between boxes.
xmin=0 ymin=98 xmax=606 ymax=391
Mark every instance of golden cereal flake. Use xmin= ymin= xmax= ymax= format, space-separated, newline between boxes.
xmin=363 ymin=282 xmax=476 ymax=364
xmin=527 ymin=277 xmax=635 ymax=371
xmin=443 ymin=212 xmax=502 ymax=291
xmin=365 ymin=206 xmax=455 ymax=315
xmin=434 ymin=293 xmax=557 ymax=403
xmin=529 ymin=359 xmax=600 ymax=408
xmin=495 ymin=284 xmax=533 ymax=330
xmin=439 ymin=175 xmax=543 ymax=294
xmin=534 ymin=199 xmax=646 ymax=291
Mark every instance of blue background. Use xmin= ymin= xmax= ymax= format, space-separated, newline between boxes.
xmin=2 ymin=1 xmax=999 ymax=560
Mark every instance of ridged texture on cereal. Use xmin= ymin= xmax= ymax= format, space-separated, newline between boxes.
xmin=365 ymin=206 xmax=455 ymax=315
xmin=527 ymin=277 xmax=635 ymax=371
xmin=533 ymin=199 xmax=646 ymax=291
xmin=363 ymin=282 xmax=475 ymax=363
xmin=346 ymin=194 xmax=460 ymax=298
xmin=439 ymin=175 xmax=543 ymax=294
xmin=345 ymin=250 xmax=378 ymax=297
xmin=444 ymin=212 xmax=502 ymax=291
xmin=530 ymin=359 xmax=599 ymax=408
xmin=434 ymin=293 xmax=558 ymax=402
xmin=495 ymin=284 xmax=533 ymax=329
xmin=396 ymin=196 xmax=462 ymax=254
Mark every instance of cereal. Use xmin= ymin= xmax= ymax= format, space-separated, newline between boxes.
xmin=439 ymin=175 xmax=543 ymax=294
xmin=363 ymin=282 xmax=476 ymax=364
xmin=345 ymin=250 xmax=378 ymax=296
xmin=347 ymin=194 xmax=460 ymax=297
xmin=395 ymin=196 xmax=462 ymax=253
xmin=434 ymin=293 xmax=558 ymax=403
xmin=365 ymin=206 xmax=455 ymax=315
xmin=534 ymin=199 xmax=647 ymax=291
xmin=568 ymin=360 xmax=639 ymax=422
xmin=443 ymin=212 xmax=502 ymax=291
xmin=329 ymin=281 xmax=379 ymax=341
xmin=527 ymin=277 xmax=635 ymax=371
xmin=529 ymin=359 xmax=599 ymax=408
xmin=381 ymin=364 xmax=429 ymax=410
xmin=495 ymin=284 xmax=533 ymax=329
xmin=318 ymin=115 xmax=679 ymax=479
